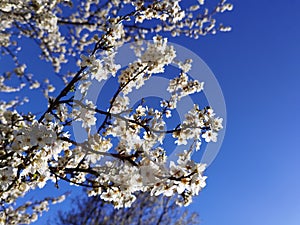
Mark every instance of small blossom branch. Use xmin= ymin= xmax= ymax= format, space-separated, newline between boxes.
xmin=97 ymin=65 xmax=149 ymax=133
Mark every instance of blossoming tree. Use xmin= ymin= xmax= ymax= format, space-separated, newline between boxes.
xmin=0 ymin=0 xmax=232 ymax=224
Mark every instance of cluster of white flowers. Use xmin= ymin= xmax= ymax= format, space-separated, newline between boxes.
xmin=0 ymin=102 xmax=72 ymax=223
xmin=173 ymin=105 xmax=223 ymax=149
xmin=109 ymin=96 xmax=129 ymax=114
xmin=0 ymin=195 xmax=66 ymax=225
xmin=141 ymin=36 xmax=176 ymax=73
xmin=167 ymin=72 xmax=204 ymax=109
xmin=75 ymin=50 xmax=221 ymax=206
xmin=0 ymin=110 xmax=68 ymax=195
xmin=72 ymin=100 xmax=97 ymax=128
xmin=0 ymin=0 xmax=232 ymax=223
xmin=80 ymin=52 xmax=120 ymax=81
xmin=0 ymin=0 xmax=232 ymax=108
xmin=134 ymin=0 xmax=185 ymax=24
xmin=84 ymin=134 xmax=113 ymax=164
xmin=1 ymin=0 xmax=232 ymax=75
xmin=0 ymin=0 xmax=24 ymax=13
xmin=117 ymin=61 xmax=146 ymax=94
xmin=104 ymin=23 xmax=126 ymax=47
xmin=151 ymin=150 xmax=207 ymax=206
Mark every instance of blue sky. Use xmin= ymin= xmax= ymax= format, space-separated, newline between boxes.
xmin=2 ymin=0 xmax=300 ymax=224
xmin=186 ymin=0 xmax=300 ymax=224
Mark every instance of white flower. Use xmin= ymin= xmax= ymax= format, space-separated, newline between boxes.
xmin=165 ymin=110 xmax=171 ymax=118
xmin=202 ymin=130 xmax=218 ymax=142
xmin=101 ymin=187 xmax=120 ymax=202
xmin=163 ymin=185 xmax=175 ymax=197
xmin=190 ymin=174 xmax=207 ymax=195
xmin=74 ymin=100 xmax=97 ymax=128
xmin=174 ymin=136 xmax=188 ymax=145
xmin=135 ymin=105 xmax=147 ymax=117
xmin=212 ymin=117 xmax=223 ymax=131
xmin=175 ymin=177 xmax=190 ymax=194
xmin=80 ymin=54 xmax=96 ymax=67
xmin=0 ymin=167 xmax=16 ymax=190
xmin=110 ymin=95 xmax=129 ymax=114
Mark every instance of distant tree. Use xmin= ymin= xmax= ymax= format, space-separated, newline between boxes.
xmin=54 ymin=191 xmax=199 ymax=225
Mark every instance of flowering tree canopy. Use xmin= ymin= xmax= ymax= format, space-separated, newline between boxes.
xmin=0 ymin=0 xmax=232 ymax=224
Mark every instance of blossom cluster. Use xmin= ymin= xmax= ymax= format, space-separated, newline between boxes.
xmin=0 ymin=105 xmax=70 ymax=223
xmin=65 ymin=36 xmax=223 ymax=208
xmin=173 ymin=105 xmax=223 ymax=148
xmin=0 ymin=0 xmax=232 ymax=223
xmin=0 ymin=195 xmax=66 ymax=225
xmin=1 ymin=0 xmax=232 ymax=91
